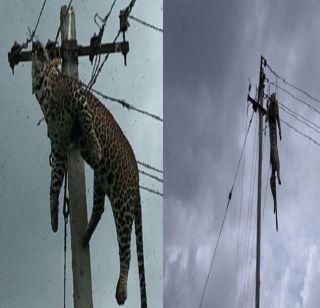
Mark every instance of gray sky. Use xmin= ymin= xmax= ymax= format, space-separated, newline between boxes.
xmin=0 ymin=1 xmax=162 ymax=307
xmin=164 ymin=1 xmax=320 ymax=308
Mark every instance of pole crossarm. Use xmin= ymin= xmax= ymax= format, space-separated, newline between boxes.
xmin=247 ymin=94 xmax=267 ymax=115
xmin=8 ymin=40 xmax=129 ymax=72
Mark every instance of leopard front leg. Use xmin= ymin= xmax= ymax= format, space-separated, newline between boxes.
xmin=77 ymin=97 xmax=102 ymax=166
xmin=49 ymin=144 xmax=67 ymax=232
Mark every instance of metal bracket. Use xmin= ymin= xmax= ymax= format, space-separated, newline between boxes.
xmin=8 ymin=41 xmax=23 ymax=74
xmin=247 ymin=94 xmax=267 ymax=115
xmin=89 ymin=33 xmax=100 ymax=64
xmin=119 ymin=8 xmax=130 ymax=65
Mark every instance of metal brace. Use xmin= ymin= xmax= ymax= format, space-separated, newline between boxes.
xmin=119 ymin=8 xmax=130 ymax=65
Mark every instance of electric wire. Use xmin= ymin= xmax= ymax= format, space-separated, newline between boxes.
xmin=91 ymin=88 xmax=163 ymax=122
xmin=198 ymin=110 xmax=255 ymax=308
xmin=238 ymin=119 xmax=257 ymax=308
xmin=88 ymin=0 xmax=137 ymax=89
xmin=241 ymin=122 xmax=258 ymax=308
xmin=137 ymin=161 xmax=163 ymax=174
xmin=139 ymin=169 xmax=163 ymax=183
xmin=279 ymin=104 xmax=320 ymax=135
xmin=232 ymin=109 xmax=248 ymax=308
xmin=17 ymin=0 xmax=48 ymax=52
xmin=266 ymin=62 xmax=320 ymax=105
xmin=90 ymin=0 xmax=118 ymax=85
xmin=128 ymin=15 xmax=163 ymax=32
xmin=269 ymin=82 xmax=320 ymax=115
xmin=139 ymin=185 xmax=163 ymax=197
xmin=281 ymin=119 xmax=320 ymax=147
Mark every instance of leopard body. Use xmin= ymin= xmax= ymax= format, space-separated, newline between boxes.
xmin=31 ymin=41 xmax=147 ymax=307
xmin=267 ymin=92 xmax=282 ymax=231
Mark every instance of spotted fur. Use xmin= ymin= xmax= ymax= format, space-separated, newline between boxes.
xmin=31 ymin=41 xmax=147 ymax=307
xmin=267 ymin=92 xmax=281 ymax=231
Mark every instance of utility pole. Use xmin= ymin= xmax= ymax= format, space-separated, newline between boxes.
xmin=247 ymin=56 xmax=266 ymax=308
xmin=8 ymin=4 xmax=129 ymax=308
xmin=60 ymin=6 xmax=93 ymax=308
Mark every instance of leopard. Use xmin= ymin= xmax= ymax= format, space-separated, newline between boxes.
xmin=267 ymin=92 xmax=282 ymax=231
xmin=31 ymin=41 xmax=147 ymax=307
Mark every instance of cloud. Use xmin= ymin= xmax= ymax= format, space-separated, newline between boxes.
xmin=165 ymin=0 xmax=320 ymax=307
xmin=301 ymin=245 xmax=320 ymax=308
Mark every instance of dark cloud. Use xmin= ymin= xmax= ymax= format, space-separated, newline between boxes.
xmin=164 ymin=0 xmax=320 ymax=307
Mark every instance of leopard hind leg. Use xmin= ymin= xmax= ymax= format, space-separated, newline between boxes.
xmin=112 ymin=197 xmax=134 ymax=305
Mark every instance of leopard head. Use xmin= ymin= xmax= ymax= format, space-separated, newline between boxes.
xmin=31 ymin=41 xmax=49 ymax=94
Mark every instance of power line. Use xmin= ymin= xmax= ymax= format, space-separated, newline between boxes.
xmin=281 ymin=119 xmax=320 ymax=147
xmin=139 ymin=169 xmax=163 ymax=183
xmin=238 ymin=119 xmax=257 ymax=308
xmin=91 ymin=88 xmax=163 ymax=122
xmin=139 ymin=185 xmax=163 ymax=197
xmin=269 ymin=81 xmax=320 ymax=115
xmin=128 ymin=15 xmax=163 ymax=33
xmin=88 ymin=0 xmax=137 ymax=89
xmin=266 ymin=61 xmax=320 ymax=105
xmin=90 ymin=0 xmax=118 ymax=85
xmin=232 ymin=110 xmax=248 ymax=308
xmin=87 ymin=30 xmax=121 ymax=89
xmin=240 ymin=121 xmax=258 ymax=308
xmin=18 ymin=0 xmax=48 ymax=51
xmin=137 ymin=160 xmax=163 ymax=174
xmin=279 ymin=101 xmax=320 ymax=134
xmin=280 ymin=105 xmax=320 ymax=135
xmin=198 ymin=111 xmax=255 ymax=308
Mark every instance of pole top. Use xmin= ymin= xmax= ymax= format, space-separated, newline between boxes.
xmin=60 ymin=5 xmax=76 ymax=42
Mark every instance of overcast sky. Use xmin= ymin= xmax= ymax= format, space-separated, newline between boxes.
xmin=164 ymin=1 xmax=320 ymax=308
xmin=0 ymin=1 xmax=162 ymax=307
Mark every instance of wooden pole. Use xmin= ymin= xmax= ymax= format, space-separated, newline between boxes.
xmin=60 ymin=5 xmax=94 ymax=308
xmin=255 ymin=56 xmax=265 ymax=308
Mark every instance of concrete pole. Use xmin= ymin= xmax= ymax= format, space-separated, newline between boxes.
xmin=255 ymin=56 xmax=265 ymax=308
xmin=60 ymin=5 xmax=94 ymax=308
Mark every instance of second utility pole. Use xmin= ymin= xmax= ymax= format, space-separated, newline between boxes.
xmin=255 ymin=56 xmax=266 ymax=308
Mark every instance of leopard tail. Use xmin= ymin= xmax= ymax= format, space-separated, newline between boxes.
xmin=134 ymin=192 xmax=147 ymax=308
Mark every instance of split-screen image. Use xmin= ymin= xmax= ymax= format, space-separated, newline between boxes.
xmin=1 ymin=1 xmax=320 ymax=308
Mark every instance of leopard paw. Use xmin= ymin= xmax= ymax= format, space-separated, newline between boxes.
xmin=116 ymin=280 xmax=127 ymax=305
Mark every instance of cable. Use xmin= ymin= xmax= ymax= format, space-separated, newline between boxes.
xmin=88 ymin=0 xmax=137 ymax=89
xmin=139 ymin=185 xmax=163 ymax=197
xmin=198 ymin=111 xmax=255 ymax=308
xmin=238 ymin=118 xmax=257 ymax=308
xmin=269 ymin=82 xmax=320 ymax=115
xmin=128 ymin=15 xmax=163 ymax=33
xmin=90 ymin=0 xmax=118 ymax=84
xmin=139 ymin=169 xmax=163 ymax=183
xmin=91 ymin=88 xmax=163 ymax=122
xmin=18 ymin=0 xmax=47 ymax=51
xmin=240 ymin=121 xmax=258 ymax=308
xmin=281 ymin=119 xmax=320 ymax=147
xmin=266 ymin=62 xmax=320 ymax=105
xmin=279 ymin=104 xmax=320 ymax=135
xmin=232 ymin=110 xmax=248 ymax=308
xmin=137 ymin=160 xmax=163 ymax=174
